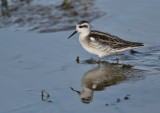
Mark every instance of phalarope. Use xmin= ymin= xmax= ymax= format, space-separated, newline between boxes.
xmin=68 ymin=20 xmax=144 ymax=62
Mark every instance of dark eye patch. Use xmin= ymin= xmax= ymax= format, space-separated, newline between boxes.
xmin=79 ymin=25 xmax=88 ymax=28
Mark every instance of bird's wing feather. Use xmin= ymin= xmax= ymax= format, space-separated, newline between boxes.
xmin=90 ymin=30 xmax=143 ymax=49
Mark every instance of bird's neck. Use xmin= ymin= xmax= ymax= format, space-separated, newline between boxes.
xmin=79 ymin=31 xmax=90 ymax=40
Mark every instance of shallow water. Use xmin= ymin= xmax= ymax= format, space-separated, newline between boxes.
xmin=0 ymin=0 xmax=160 ymax=113
xmin=0 ymin=0 xmax=104 ymax=32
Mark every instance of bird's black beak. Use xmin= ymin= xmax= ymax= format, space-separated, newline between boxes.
xmin=68 ymin=31 xmax=77 ymax=39
xmin=70 ymin=87 xmax=80 ymax=95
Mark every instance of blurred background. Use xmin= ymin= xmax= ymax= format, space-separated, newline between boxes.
xmin=0 ymin=0 xmax=104 ymax=32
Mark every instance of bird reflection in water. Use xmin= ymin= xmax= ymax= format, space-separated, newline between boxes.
xmin=70 ymin=63 xmax=143 ymax=104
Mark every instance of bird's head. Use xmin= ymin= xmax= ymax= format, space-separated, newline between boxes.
xmin=68 ymin=20 xmax=90 ymax=39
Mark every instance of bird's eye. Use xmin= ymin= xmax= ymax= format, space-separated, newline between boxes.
xmin=79 ymin=25 xmax=88 ymax=28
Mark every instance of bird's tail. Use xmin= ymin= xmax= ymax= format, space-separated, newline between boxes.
xmin=132 ymin=42 xmax=144 ymax=47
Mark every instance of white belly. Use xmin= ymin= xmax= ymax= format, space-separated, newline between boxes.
xmin=79 ymin=37 xmax=113 ymax=57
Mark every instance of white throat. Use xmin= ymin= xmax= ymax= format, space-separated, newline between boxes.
xmin=79 ymin=31 xmax=90 ymax=39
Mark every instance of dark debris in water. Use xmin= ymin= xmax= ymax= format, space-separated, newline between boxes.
xmin=76 ymin=56 xmax=80 ymax=64
xmin=105 ymin=94 xmax=131 ymax=107
xmin=124 ymin=96 xmax=129 ymax=100
xmin=0 ymin=0 xmax=105 ymax=33
xmin=116 ymin=98 xmax=121 ymax=103
xmin=41 ymin=90 xmax=53 ymax=102
xmin=121 ymin=64 xmax=133 ymax=69
xmin=130 ymin=49 xmax=138 ymax=55
xmin=82 ymin=58 xmax=97 ymax=64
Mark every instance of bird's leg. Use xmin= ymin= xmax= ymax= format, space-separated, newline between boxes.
xmin=96 ymin=56 xmax=101 ymax=63
xmin=116 ymin=53 xmax=119 ymax=63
